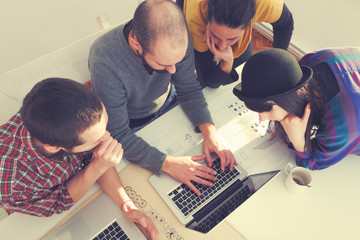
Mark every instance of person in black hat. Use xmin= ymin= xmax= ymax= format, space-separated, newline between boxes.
xmin=233 ymin=47 xmax=360 ymax=170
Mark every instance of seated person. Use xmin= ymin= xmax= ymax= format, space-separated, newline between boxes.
xmin=179 ymin=0 xmax=294 ymax=88
xmin=0 ymin=78 xmax=158 ymax=239
xmin=89 ymin=0 xmax=236 ymax=196
xmin=233 ymin=47 xmax=360 ymax=170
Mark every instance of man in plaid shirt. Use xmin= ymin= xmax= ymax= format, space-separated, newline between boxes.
xmin=0 ymin=78 xmax=158 ymax=239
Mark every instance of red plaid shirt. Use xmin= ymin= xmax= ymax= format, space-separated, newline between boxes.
xmin=0 ymin=113 xmax=93 ymax=217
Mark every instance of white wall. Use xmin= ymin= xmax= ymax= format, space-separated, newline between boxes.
xmin=2 ymin=0 xmax=359 ymax=75
xmin=0 ymin=0 xmax=141 ymax=75
xmin=285 ymin=0 xmax=360 ymax=54
xmin=0 ymin=0 xmax=141 ymax=124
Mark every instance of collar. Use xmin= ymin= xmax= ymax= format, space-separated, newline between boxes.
xmin=21 ymin=125 xmax=80 ymax=176
xmin=313 ymin=62 xmax=339 ymax=102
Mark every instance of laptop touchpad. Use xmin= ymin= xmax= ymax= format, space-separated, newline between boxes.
xmin=55 ymin=216 xmax=91 ymax=240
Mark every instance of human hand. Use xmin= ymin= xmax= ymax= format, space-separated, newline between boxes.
xmin=122 ymin=201 xmax=159 ymax=240
xmin=203 ymin=132 xmax=237 ymax=171
xmin=204 ymin=28 xmax=234 ymax=73
xmin=280 ymin=103 xmax=311 ymax=152
xmin=92 ymin=131 xmax=124 ymax=172
xmin=198 ymin=123 xmax=237 ymax=171
xmin=162 ymin=155 xmax=218 ymax=196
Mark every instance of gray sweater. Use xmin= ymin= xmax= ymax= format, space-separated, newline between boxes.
xmin=89 ymin=22 xmax=212 ymax=174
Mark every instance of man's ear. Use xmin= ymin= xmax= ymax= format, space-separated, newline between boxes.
xmin=129 ymin=34 xmax=143 ymax=53
xmin=43 ymin=144 xmax=62 ymax=154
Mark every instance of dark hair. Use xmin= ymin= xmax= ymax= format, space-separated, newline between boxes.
xmin=133 ymin=0 xmax=187 ymax=54
xmin=207 ymin=0 xmax=256 ymax=29
xmin=20 ymin=78 xmax=103 ymax=150
xmin=244 ymin=75 xmax=326 ymax=153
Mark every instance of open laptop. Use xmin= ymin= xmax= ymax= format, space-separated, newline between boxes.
xmin=149 ymin=150 xmax=280 ymax=233
xmin=42 ymin=192 xmax=146 ymax=240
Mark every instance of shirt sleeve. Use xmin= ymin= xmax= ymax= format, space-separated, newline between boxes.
xmin=172 ymin=33 xmax=213 ymax=126
xmin=194 ymin=50 xmax=239 ymax=88
xmin=183 ymin=0 xmax=209 ymax=53
xmin=253 ymin=0 xmax=284 ymax=24
xmin=290 ymin=135 xmax=352 ymax=170
xmin=90 ymin=62 xmax=166 ymax=174
xmin=270 ymin=3 xmax=294 ymax=50
xmin=3 ymin=177 xmax=74 ymax=217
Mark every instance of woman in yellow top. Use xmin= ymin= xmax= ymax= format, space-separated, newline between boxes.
xmin=177 ymin=0 xmax=294 ymax=88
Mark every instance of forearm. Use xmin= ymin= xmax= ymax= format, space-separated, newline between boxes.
xmin=198 ymin=122 xmax=216 ymax=138
xmin=66 ymin=163 xmax=106 ymax=202
xmin=288 ymin=134 xmax=306 ymax=152
xmin=174 ymin=57 xmax=213 ymax=126
xmin=96 ymin=167 xmax=135 ymax=210
xmin=99 ymin=92 xmax=165 ymax=173
xmin=294 ymin=137 xmax=349 ymax=170
xmin=271 ymin=3 xmax=294 ymax=50
xmin=219 ymin=58 xmax=233 ymax=74
xmin=195 ymin=50 xmax=238 ymax=88
xmin=4 ymin=185 xmax=74 ymax=217
xmin=292 ymin=141 xmax=306 ymax=153
xmin=121 ymin=132 xmax=166 ymax=174
xmin=97 ymin=168 xmax=159 ymax=238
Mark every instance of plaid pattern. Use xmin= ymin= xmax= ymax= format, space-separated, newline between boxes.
xmin=0 ymin=113 xmax=93 ymax=217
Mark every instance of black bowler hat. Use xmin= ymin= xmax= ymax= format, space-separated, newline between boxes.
xmin=233 ymin=48 xmax=313 ymax=102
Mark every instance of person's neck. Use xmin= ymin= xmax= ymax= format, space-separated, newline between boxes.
xmin=128 ymin=29 xmax=156 ymax=74
xmin=32 ymin=138 xmax=59 ymax=157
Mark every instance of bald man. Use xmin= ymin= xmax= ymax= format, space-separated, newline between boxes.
xmin=89 ymin=0 xmax=236 ymax=196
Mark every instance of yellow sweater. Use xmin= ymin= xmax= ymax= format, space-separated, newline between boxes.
xmin=184 ymin=0 xmax=284 ymax=58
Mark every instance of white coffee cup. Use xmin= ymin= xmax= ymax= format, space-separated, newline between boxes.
xmin=284 ymin=162 xmax=312 ymax=194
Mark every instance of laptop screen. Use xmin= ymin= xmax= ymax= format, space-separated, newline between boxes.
xmin=185 ymin=170 xmax=280 ymax=233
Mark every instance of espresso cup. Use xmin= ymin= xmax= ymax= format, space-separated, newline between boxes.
xmin=284 ymin=162 xmax=312 ymax=194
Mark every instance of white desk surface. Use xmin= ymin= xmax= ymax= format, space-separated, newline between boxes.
xmin=225 ymin=154 xmax=360 ymax=240
xmin=1 ymin=65 xmax=360 ymax=240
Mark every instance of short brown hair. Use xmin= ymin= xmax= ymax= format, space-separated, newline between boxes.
xmin=20 ymin=78 xmax=103 ymax=150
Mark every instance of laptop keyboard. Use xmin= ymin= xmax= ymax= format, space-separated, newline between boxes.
xmin=194 ymin=185 xmax=251 ymax=233
xmin=92 ymin=221 xmax=130 ymax=240
xmin=167 ymin=158 xmax=240 ymax=217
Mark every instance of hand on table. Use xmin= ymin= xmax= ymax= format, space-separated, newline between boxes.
xmin=162 ymin=155 xmax=218 ymax=196
xmin=122 ymin=201 xmax=159 ymax=240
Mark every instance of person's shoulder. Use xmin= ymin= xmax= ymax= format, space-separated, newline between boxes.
xmin=90 ymin=24 xmax=126 ymax=55
xmin=185 ymin=0 xmax=208 ymax=10
xmin=0 ymin=114 xmax=25 ymax=175
xmin=184 ymin=0 xmax=209 ymax=52
xmin=254 ymin=0 xmax=283 ymax=7
xmin=253 ymin=0 xmax=284 ymax=22
xmin=323 ymin=47 xmax=360 ymax=59
xmin=0 ymin=113 xmax=22 ymax=140
xmin=300 ymin=47 xmax=360 ymax=66
xmin=184 ymin=0 xmax=208 ymax=22
xmin=89 ymin=23 xmax=132 ymax=70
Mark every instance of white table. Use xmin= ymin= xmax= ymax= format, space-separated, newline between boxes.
xmin=225 ymin=153 xmax=360 ymax=240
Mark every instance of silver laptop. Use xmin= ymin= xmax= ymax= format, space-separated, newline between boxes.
xmin=43 ymin=193 xmax=146 ymax=240
xmin=150 ymin=145 xmax=280 ymax=233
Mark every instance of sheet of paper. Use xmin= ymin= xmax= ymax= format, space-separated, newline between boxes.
xmin=137 ymin=85 xmax=293 ymax=175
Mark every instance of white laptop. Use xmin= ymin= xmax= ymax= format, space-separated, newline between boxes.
xmin=42 ymin=192 xmax=146 ymax=240
xmin=149 ymin=135 xmax=283 ymax=233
